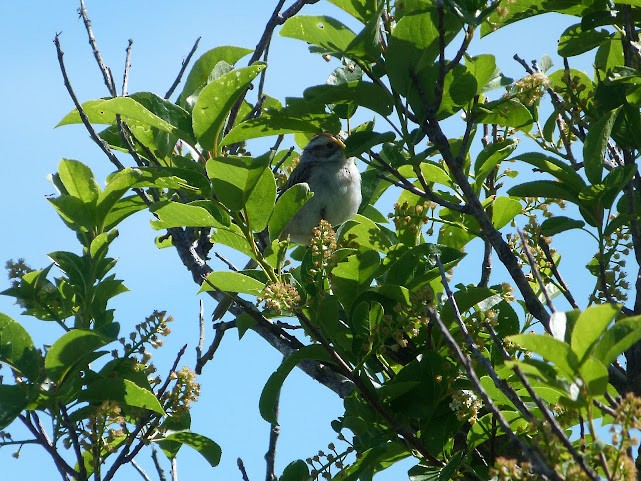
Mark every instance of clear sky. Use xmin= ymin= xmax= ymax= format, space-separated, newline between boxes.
xmin=0 ymin=2 xmax=582 ymax=480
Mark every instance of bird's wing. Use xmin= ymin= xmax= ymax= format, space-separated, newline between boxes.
xmin=280 ymin=159 xmax=320 ymax=195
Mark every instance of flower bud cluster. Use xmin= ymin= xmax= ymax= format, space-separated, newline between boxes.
xmin=260 ymin=281 xmax=301 ymax=313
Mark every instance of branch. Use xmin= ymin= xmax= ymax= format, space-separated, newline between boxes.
xmin=265 ymin=369 xmax=281 ymax=481
xmin=165 ymin=37 xmax=201 ymax=100
xmin=59 ymin=403 xmax=87 ymax=480
xmin=19 ymin=413 xmax=76 ymax=481
xmin=427 ymin=305 xmax=560 ymax=479
xmin=410 ymin=68 xmax=550 ymax=328
xmin=238 ymin=458 xmax=251 ymax=481
xmin=518 ymin=229 xmax=555 ymax=313
xmin=151 ymin=446 xmax=168 ymax=481
xmin=122 ymin=39 xmax=133 ymax=96
xmin=225 ymin=0 xmax=320 ymax=134
xmin=537 ymin=236 xmax=579 ymax=309
xmin=78 ymin=0 xmax=117 ymax=96
xmin=54 ymin=34 xmax=125 ymax=171
xmin=131 ymin=459 xmax=153 ymax=481
xmin=195 ymin=319 xmax=236 ymax=375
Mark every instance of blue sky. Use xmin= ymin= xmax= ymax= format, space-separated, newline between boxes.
xmin=0 ymin=2 xmax=585 ymax=480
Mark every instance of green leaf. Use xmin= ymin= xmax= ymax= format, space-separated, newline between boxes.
xmin=150 ymin=201 xmax=229 ymax=229
xmin=327 ymin=0 xmax=377 ymax=24
xmin=507 ymin=180 xmax=578 ymax=203
xmin=474 ymin=139 xmax=518 ymax=190
xmin=179 ymin=46 xmax=253 ymax=105
xmin=593 ymin=316 xmax=641 ymax=365
xmin=280 ymin=460 xmax=311 ymax=481
xmin=280 ymin=16 xmax=357 ymax=57
xmin=540 ymin=216 xmax=585 ymax=236
xmin=409 ymin=451 xmax=463 ymax=481
xmin=0 ymin=385 xmax=28 ymax=430
xmin=466 ymin=54 xmax=511 ymax=94
xmin=158 ymin=432 xmax=221 ymax=467
xmin=269 ymin=184 xmax=314 ymax=241
xmin=507 ymin=333 xmax=578 ymax=377
xmin=80 ymin=377 xmax=165 ymax=414
xmin=260 ymin=344 xmax=333 ymax=424
xmin=579 ymin=357 xmax=609 ymax=396
xmin=206 ymin=155 xmax=270 ymax=211
xmin=192 ymin=64 xmax=266 ymax=152
xmin=221 ymin=110 xmax=341 ymax=146
xmin=583 ymin=107 xmax=621 ymax=184
xmin=476 ymin=99 xmax=533 ymax=129
xmin=102 ymin=195 xmax=147 ymax=231
xmin=58 ymin=159 xmax=100 ymax=204
xmin=570 ymin=304 xmax=620 ymax=362
xmin=60 ymin=96 xmax=194 ymax=143
xmin=331 ymin=250 xmax=380 ymax=312
xmin=512 ymin=152 xmax=586 ymax=193
xmin=245 ymin=167 xmax=277 ymax=232
xmin=492 ymin=197 xmax=522 ymax=229
xmin=44 ymin=330 xmax=111 ymax=383
xmin=199 ymin=271 xmax=265 ymax=296
xmin=344 ymin=131 xmax=396 ymax=157
xmin=0 ymin=313 xmax=40 ymax=380
xmin=339 ymin=214 xmax=392 ymax=253
xmin=480 ymin=1 xmax=587 ymax=36
xmin=558 ymin=23 xmax=610 ymax=57
xmin=303 ymin=81 xmax=393 ymax=116
xmin=385 ymin=9 xmax=461 ymax=95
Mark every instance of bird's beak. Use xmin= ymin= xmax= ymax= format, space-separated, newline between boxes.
xmin=330 ymin=134 xmax=346 ymax=150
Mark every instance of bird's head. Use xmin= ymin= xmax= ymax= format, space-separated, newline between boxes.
xmin=302 ymin=133 xmax=346 ymax=163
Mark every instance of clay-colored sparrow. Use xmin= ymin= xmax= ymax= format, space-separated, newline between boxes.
xmin=280 ymin=133 xmax=361 ymax=244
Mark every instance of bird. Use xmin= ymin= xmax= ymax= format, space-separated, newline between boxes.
xmin=210 ymin=133 xmax=361 ymax=321
xmin=279 ymin=132 xmax=362 ymax=244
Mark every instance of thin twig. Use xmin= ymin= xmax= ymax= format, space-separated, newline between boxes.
xmin=54 ymin=34 xmax=125 ymax=171
xmin=151 ymin=446 xmax=168 ymax=481
xmin=238 ymin=458 xmax=251 ymax=481
xmin=172 ymin=458 xmax=178 ymax=481
xmin=215 ymin=251 xmax=239 ymax=271
xmin=225 ymin=0 xmax=320 ymax=135
xmin=78 ymin=0 xmax=117 ymax=95
xmin=122 ymin=39 xmax=133 ymax=96
xmin=131 ymin=459 xmax=153 ymax=481
xmin=537 ymin=236 xmax=579 ymax=309
xmin=195 ymin=320 xmax=236 ymax=375
xmin=165 ymin=37 xmax=201 ymax=100
xmin=265 ymin=365 xmax=281 ymax=481
xmin=296 ymin=311 xmax=443 ymax=466
xmin=59 ymin=403 xmax=87 ymax=480
xmin=19 ymin=413 xmax=75 ymax=481
xmin=427 ymin=306 xmax=561 ymax=481
xmin=518 ymin=229 xmax=555 ymax=313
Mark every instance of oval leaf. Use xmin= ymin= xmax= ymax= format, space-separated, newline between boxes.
xmin=199 ymin=271 xmax=265 ymax=296
xmin=193 ymin=64 xmax=266 ymax=152
xmin=260 ymin=344 xmax=333 ymax=424
xmin=0 ymin=313 xmax=39 ymax=380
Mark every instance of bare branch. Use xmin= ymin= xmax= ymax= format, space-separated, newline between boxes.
xmin=225 ymin=0 xmax=320 ymax=134
xmin=122 ymin=39 xmax=133 ymax=96
xmin=265 ymin=369 xmax=281 ymax=481
xmin=238 ymin=458 xmax=251 ymax=481
xmin=151 ymin=446 xmax=168 ymax=481
xmin=54 ymin=34 xmax=125 ymax=171
xmin=78 ymin=0 xmax=117 ymax=95
xmin=131 ymin=459 xmax=153 ymax=481
xmin=195 ymin=320 xmax=236 ymax=375
xmin=165 ymin=37 xmax=201 ymax=100
xmin=518 ymin=229 xmax=555 ymax=313
xmin=59 ymin=403 xmax=87 ymax=480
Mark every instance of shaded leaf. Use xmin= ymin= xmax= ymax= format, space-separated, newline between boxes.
xmin=260 ymin=344 xmax=333 ymax=424
xmin=0 ymin=313 xmax=39 ymax=381
xmin=159 ymin=431 xmax=221 ymax=467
